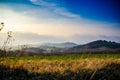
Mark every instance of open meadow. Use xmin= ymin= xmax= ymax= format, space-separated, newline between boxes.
xmin=0 ymin=54 xmax=120 ymax=80
xmin=1 ymin=0 xmax=120 ymax=80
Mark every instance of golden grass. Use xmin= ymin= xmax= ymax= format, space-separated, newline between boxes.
xmin=0 ymin=55 xmax=120 ymax=80
xmin=0 ymin=58 xmax=120 ymax=74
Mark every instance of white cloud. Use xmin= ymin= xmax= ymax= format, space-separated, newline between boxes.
xmin=0 ymin=3 xmax=120 ymax=45
xmin=30 ymin=0 xmax=38 ymax=3
xmin=29 ymin=0 xmax=80 ymax=18
xmin=30 ymin=0 xmax=56 ymax=7
xmin=54 ymin=8 xmax=80 ymax=18
xmin=1 ymin=5 xmax=120 ymax=37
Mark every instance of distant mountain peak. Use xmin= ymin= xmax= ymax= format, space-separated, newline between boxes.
xmin=86 ymin=40 xmax=120 ymax=48
xmin=69 ymin=40 xmax=120 ymax=53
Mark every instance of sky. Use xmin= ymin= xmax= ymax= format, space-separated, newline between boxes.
xmin=0 ymin=0 xmax=120 ymax=45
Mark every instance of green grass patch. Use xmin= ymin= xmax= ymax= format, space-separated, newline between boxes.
xmin=0 ymin=54 xmax=120 ymax=62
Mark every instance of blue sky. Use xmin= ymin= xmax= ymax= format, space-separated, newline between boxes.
xmin=64 ymin=0 xmax=120 ymax=23
xmin=1 ymin=0 xmax=120 ymax=23
xmin=0 ymin=0 xmax=120 ymax=45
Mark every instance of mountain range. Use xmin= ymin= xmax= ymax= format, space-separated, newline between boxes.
xmin=21 ymin=40 xmax=120 ymax=53
xmin=68 ymin=40 xmax=120 ymax=53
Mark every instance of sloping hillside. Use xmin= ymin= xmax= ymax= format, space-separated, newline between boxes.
xmin=69 ymin=40 xmax=120 ymax=53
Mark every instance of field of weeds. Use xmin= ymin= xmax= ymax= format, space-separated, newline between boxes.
xmin=0 ymin=54 xmax=120 ymax=80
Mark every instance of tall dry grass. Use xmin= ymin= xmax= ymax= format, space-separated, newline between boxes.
xmin=0 ymin=55 xmax=120 ymax=80
xmin=0 ymin=58 xmax=120 ymax=73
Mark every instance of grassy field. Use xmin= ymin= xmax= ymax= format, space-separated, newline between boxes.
xmin=0 ymin=54 xmax=120 ymax=80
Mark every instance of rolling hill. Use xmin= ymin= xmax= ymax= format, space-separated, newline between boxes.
xmin=68 ymin=40 xmax=120 ymax=53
